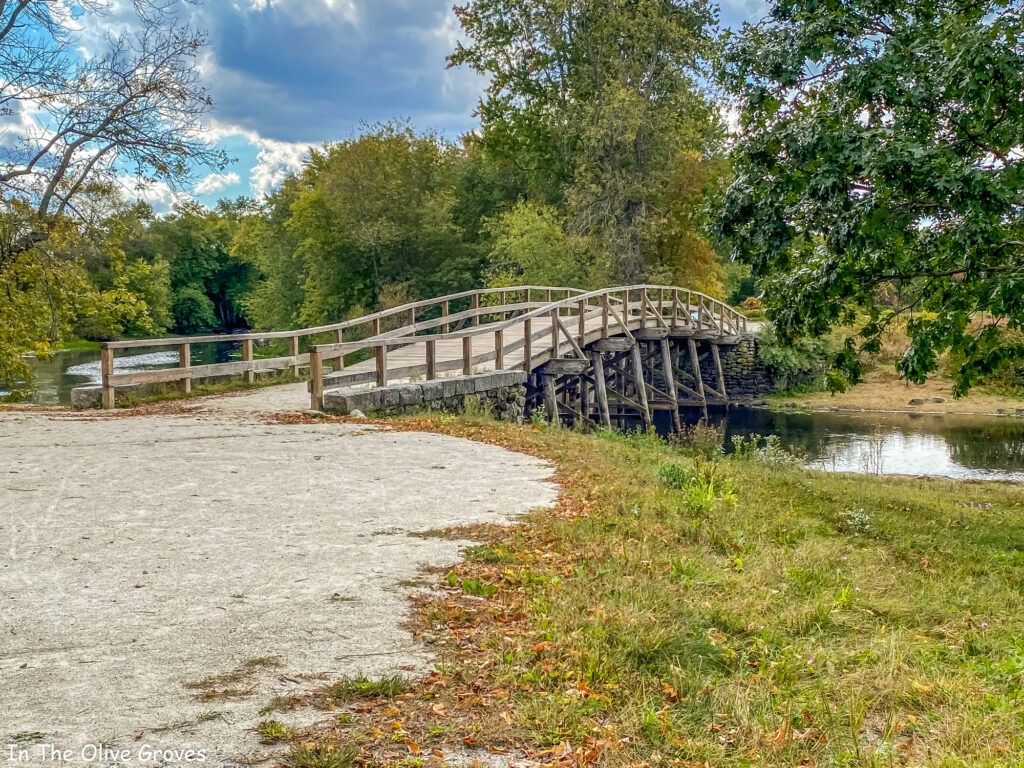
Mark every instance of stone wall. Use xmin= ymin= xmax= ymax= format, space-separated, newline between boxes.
xmin=698 ymin=335 xmax=773 ymax=400
xmin=323 ymin=371 xmax=527 ymax=421
xmin=700 ymin=333 xmax=821 ymax=401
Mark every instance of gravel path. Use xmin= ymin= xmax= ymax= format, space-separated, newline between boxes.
xmin=1 ymin=390 xmax=556 ymax=766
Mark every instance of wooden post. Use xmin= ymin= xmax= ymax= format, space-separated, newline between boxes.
xmin=592 ymin=351 xmax=611 ymax=428
xmin=463 ymin=335 xmax=472 ymax=375
xmin=640 ymin=287 xmax=648 ymax=329
xmin=698 ymin=298 xmax=704 ymax=330
xmin=523 ymin=318 xmax=532 ymax=373
xmin=622 ymin=290 xmax=630 ymax=329
xmin=309 ymin=349 xmax=324 ymax=410
xmin=500 ymin=290 xmax=507 ymax=320
xmin=372 ymin=317 xmax=381 ymax=336
xmin=289 ymin=335 xmax=300 ymax=377
xmin=408 ymin=308 xmax=416 ymax=329
xmin=494 ymin=329 xmax=504 ymax=369
xmin=542 ymin=373 xmax=559 ymax=425
xmin=178 ymin=342 xmax=191 ymax=394
xmin=601 ymin=294 xmax=609 ymax=337
xmin=334 ymin=328 xmax=345 ymax=371
xmin=579 ymin=376 xmax=590 ymax=421
xmin=550 ymin=309 xmax=559 ymax=357
xmin=471 ymin=293 xmax=479 ymax=326
xmin=660 ymin=338 xmax=682 ymax=433
xmin=711 ymin=344 xmax=728 ymax=402
xmin=242 ymin=338 xmax=254 ymax=383
xmin=688 ymin=338 xmax=706 ymax=404
xmin=658 ymin=288 xmax=665 ymax=317
xmin=426 ymin=339 xmax=437 ymax=380
xmin=101 ymin=345 xmax=115 ymax=409
xmin=376 ymin=343 xmax=388 ymax=387
xmin=577 ymin=299 xmax=586 ymax=348
xmin=671 ymin=289 xmax=679 ymax=328
xmin=631 ymin=343 xmax=652 ymax=429
xmin=442 ymin=300 xmax=450 ymax=333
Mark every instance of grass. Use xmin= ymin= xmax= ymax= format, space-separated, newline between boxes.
xmin=183 ymin=656 xmax=282 ymax=701
xmin=322 ymin=675 xmax=409 ymax=703
xmin=289 ymin=414 xmax=1024 ymax=767
xmin=255 ymin=719 xmax=294 ymax=743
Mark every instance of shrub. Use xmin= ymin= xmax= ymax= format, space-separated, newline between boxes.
xmin=669 ymin=421 xmax=725 ymax=459
xmin=730 ymin=433 xmax=805 ymax=468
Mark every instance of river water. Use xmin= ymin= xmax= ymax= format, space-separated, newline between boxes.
xmin=12 ymin=349 xmax=1024 ymax=482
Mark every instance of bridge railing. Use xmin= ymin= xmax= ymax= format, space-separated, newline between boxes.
xmin=96 ymin=285 xmax=584 ymax=408
xmin=307 ymin=285 xmax=748 ymax=410
xmin=96 ymin=284 xmax=746 ymax=409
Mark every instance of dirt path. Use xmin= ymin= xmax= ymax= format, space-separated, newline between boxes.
xmin=0 ymin=389 xmax=557 ymax=765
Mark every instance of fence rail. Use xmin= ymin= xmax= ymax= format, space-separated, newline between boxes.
xmin=98 ymin=285 xmax=747 ymax=409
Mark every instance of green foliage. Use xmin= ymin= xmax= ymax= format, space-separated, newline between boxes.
xmin=718 ymin=0 xmax=1024 ymax=394
xmin=451 ymin=0 xmax=725 ymax=286
xmin=755 ymin=325 xmax=840 ymax=387
xmin=730 ymin=433 xmax=806 ymax=468
xmin=669 ymin=421 xmax=725 ymax=459
xmin=656 ymin=459 xmax=737 ymax=514
xmin=484 ymin=202 xmax=585 ymax=288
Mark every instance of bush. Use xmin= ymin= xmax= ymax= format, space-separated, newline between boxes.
xmin=730 ymin=433 xmax=805 ymax=468
xmin=756 ymin=325 xmax=841 ymax=387
xmin=657 ymin=459 xmax=737 ymax=515
xmin=669 ymin=421 xmax=724 ymax=459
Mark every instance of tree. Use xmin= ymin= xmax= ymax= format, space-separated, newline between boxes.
xmin=282 ymin=124 xmax=483 ymax=327
xmin=0 ymin=0 xmax=225 ymax=391
xmin=718 ymin=0 xmax=1024 ymax=394
xmin=450 ymin=0 xmax=722 ymax=283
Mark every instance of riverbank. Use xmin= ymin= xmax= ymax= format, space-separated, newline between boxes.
xmin=771 ymin=367 xmax=1024 ymax=416
xmin=278 ymin=414 xmax=1024 ymax=767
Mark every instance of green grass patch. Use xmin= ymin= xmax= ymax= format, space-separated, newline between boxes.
xmin=378 ymin=416 xmax=1024 ymax=766
xmin=324 ymin=675 xmax=409 ymax=702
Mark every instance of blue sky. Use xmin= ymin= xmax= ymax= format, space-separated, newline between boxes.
xmin=118 ymin=0 xmax=770 ymax=210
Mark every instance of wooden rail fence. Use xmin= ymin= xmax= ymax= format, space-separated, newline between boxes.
xmin=98 ymin=285 xmax=748 ymax=410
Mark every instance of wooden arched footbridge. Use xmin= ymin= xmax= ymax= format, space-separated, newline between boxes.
xmin=98 ymin=286 xmax=753 ymax=427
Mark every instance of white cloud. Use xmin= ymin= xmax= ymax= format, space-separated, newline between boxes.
xmin=245 ymin=0 xmax=360 ymax=26
xmin=118 ymin=176 xmax=181 ymax=213
xmin=194 ymin=171 xmax=241 ymax=195
xmin=250 ymin=137 xmax=310 ymax=197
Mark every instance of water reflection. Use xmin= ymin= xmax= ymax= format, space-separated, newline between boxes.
xmin=673 ymin=407 xmax=1024 ymax=482
xmin=10 ymin=342 xmax=238 ymax=406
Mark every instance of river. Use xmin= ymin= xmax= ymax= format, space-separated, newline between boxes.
xmin=12 ymin=348 xmax=1024 ymax=482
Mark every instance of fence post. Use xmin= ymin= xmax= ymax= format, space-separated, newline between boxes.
xmin=550 ymin=308 xmax=559 ymax=357
xmin=494 ymin=329 xmax=504 ymax=370
xmin=640 ymin=287 xmax=648 ymax=329
xmin=289 ymin=335 xmax=300 ymax=377
xmin=242 ymin=338 xmax=254 ymax=383
xmin=335 ymin=328 xmax=345 ymax=371
xmin=601 ymin=294 xmax=609 ymax=337
xmin=407 ymin=308 xmax=416 ymax=331
xmin=500 ymin=290 xmax=507 ymax=321
xmin=178 ymin=342 xmax=191 ymax=394
xmin=671 ymin=289 xmax=679 ymax=329
xmin=471 ymin=293 xmax=479 ymax=326
xmin=309 ymin=349 xmax=324 ymax=410
xmin=577 ymin=299 xmax=586 ymax=348
xmin=376 ymin=343 xmax=388 ymax=387
xmin=426 ymin=339 xmax=437 ymax=380
xmin=442 ymin=300 xmax=449 ymax=333
xmin=523 ymin=318 xmax=532 ymax=373
xmin=462 ymin=336 xmax=472 ymax=375
xmin=101 ymin=344 xmax=115 ymax=409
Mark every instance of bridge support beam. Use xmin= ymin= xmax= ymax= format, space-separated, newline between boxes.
xmin=660 ymin=338 xmax=682 ymax=433
xmin=592 ymin=351 xmax=611 ymax=428
xmin=630 ymin=344 xmax=653 ymax=429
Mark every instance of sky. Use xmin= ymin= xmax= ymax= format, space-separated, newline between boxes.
xmin=113 ymin=0 xmax=771 ymax=211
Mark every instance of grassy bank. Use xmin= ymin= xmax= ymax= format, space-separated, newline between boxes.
xmin=278 ymin=416 xmax=1024 ymax=768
